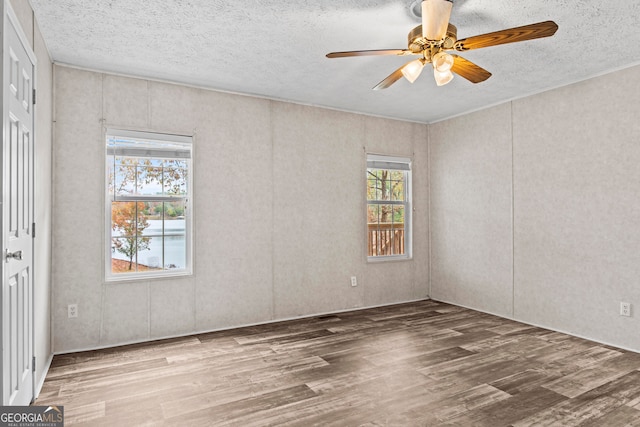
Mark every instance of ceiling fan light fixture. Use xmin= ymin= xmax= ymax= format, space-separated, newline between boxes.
xmin=401 ymin=59 xmax=426 ymax=83
xmin=326 ymin=0 xmax=558 ymax=91
xmin=434 ymin=68 xmax=454 ymax=86
xmin=433 ymin=51 xmax=454 ymax=72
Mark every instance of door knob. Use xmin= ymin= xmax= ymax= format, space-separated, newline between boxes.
xmin=5 ymin=249 xmax=22 ymax=262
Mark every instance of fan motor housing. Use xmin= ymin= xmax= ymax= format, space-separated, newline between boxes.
xmin=408 ymin=24 xmax=457 ymax=53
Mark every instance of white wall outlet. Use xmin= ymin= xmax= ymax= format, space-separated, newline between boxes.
xmin=350 ymin=276 xmax=357 ymax=287
xmin=620 ymin=302 xmax=631 ymax=317
xmin=68 ymin=304 xmax=78 ymax=318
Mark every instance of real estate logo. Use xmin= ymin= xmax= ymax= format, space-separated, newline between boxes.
xmin=0 ymin=406 xmax=63 ymax=427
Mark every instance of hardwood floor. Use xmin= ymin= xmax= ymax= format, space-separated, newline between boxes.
xmin=36 ymin=300 xmax=640 ymax=426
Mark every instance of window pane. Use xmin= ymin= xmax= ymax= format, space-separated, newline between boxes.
xmin=164 ymin=201 xmax=186 ymax=269
xmin=393 ymin=205 xmax=405 ymax=226
xmin=367 ymin=204 xmax=380 ymax=224
xmin=111 ymin=237 xmax=138 ymax=273
xmin=164 ymin=234 xmax=186 ymax=270
xmin=107 ymin=160 xmax=115 ymax=197
xmin=367 ymin=177 xmax=378 ymax=201
xmin=163 ymin=160 xmax=188 ymax=195
xmin=380 ymin=172 xmax=391 ymax=200
xmin=111 ymin=201 xmax=140 ymax=235
xmin=114 ymin=158 xmax=136 ymax=196
xmin=136 ymin=236 xmax=162 ymax=270
xmin=141 ymin=213 xmax=162 ymax=237
xmin=378 ymin=204 xmax=392 ymax=224
xmin=137 ymin=164 xmax=164 ymax=196
xmin=164 ymin=199 xmax=186 ymax=219
xmin=390 ymin=170 xmax=404 ymax=181
xmin=371 ymin=229 xmax=381 ymax=256
xmin=147 ymin=159 xmax=164 ymax=167
xmin=391 ymin=179 xmax=404 ymax=201
xmin=374 ymin=176 xmax=383 ymax=200
xmin=111 ymin=201 xmax=152 ymax=273
xmin=378 ymin=224 xmax=393 ymax=256
xmin=367 ymin=204 xmax=380 ymax=256
xmin=392 ymin=206 xmax=405 ymax=255
xmin=147 ymin=201 xmax=164 ymax=220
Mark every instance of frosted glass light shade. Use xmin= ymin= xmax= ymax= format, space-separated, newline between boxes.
xmin=433 ymin=52 xmax=454 ymax=72
xmin=434 ymin=68 xmax=454 ymax=86
xmin=401 ymin=59 xmax=425 ymax=83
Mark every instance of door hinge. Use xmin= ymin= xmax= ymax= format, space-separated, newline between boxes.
xmin=33 ymin=89 xmax=36 ymax=105
xmin=32 ymin=222 xmax=36 ymax=238
xmin=32 ymin=356 xmax=36 ymax=372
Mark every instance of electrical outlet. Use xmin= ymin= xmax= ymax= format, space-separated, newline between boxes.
xmin=350 ymin=276 xmax=357 ymax=287
xmin=68 ymin=304 xmax=78 ymax=318
xmin=620 ymin=302 xmax=631 ymax=317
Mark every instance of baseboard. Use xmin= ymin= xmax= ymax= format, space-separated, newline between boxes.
xmin=34 ymin=353 xmax=54 ymax=399
xmin=430 ymin=297 xmax=640 ymax=354
xmin=54 ymin=297 xmax=432 ymax=355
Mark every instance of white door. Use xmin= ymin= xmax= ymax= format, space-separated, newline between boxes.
xmin=2 ymin=1 xmax=36 ymax=406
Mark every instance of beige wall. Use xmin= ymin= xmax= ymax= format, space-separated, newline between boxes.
xmin=430 ymin=64 xmax=640 ymax=352
xmin=429 ymin=103 xmax=514 ymax=318
xmin=48 ymin=16 xmax=640 ymax=357
xmin=52 ymin=66 xmax=430 ymax=353
xmin=9 ymin=0 xmax=54 ymax=394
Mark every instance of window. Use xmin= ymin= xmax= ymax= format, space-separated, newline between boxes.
xmin=366 ymin=154 xmax=412 ymax=260
xmin=105 ymin=129 xmax=192 ymax=280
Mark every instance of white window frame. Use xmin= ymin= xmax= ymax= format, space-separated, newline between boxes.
xmin=366 ymin=154 xmax=412 ymax=262
xmin=104 ymin=128 xmax=193 ymax=281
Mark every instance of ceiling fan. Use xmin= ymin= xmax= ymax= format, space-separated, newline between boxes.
xmin=326 ymin=0 xmax=558 ymax=89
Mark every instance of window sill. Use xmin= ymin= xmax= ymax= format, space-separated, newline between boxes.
xmin=367 ymin=255 xmax=413 ymax=263
xmin=105 ymin=269 xmax=192 ymax=283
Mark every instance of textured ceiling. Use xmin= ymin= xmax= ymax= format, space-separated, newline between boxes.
xmin=30 ymin=0 xmax=640 ymax=123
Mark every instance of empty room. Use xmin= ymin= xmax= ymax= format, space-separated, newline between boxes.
xmin=1 ymin=0 xmax=640 ymax=425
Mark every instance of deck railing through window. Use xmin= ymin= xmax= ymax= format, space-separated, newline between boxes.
xmin=368 ymin=223 xmax=405 ymax=256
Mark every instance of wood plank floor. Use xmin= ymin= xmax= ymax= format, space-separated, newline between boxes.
xmin=36 ymin=300 xmax=640 ymax=426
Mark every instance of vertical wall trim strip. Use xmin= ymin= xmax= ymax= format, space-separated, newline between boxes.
xmin=269 ymin=101 xmax=275 ymax=321
xmin=99 ymin=73 xmax=106 ymax=345
xmin=510 ymin=101 xmax=515 ymax=318
xmin=427 ymin=124 xmax=432 ymax=298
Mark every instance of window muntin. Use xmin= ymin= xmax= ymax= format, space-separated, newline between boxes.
xmin=106 ymin=130 xmax=192 ymax=280
xmin=366 ymin=155 xmax=411 ymax=260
